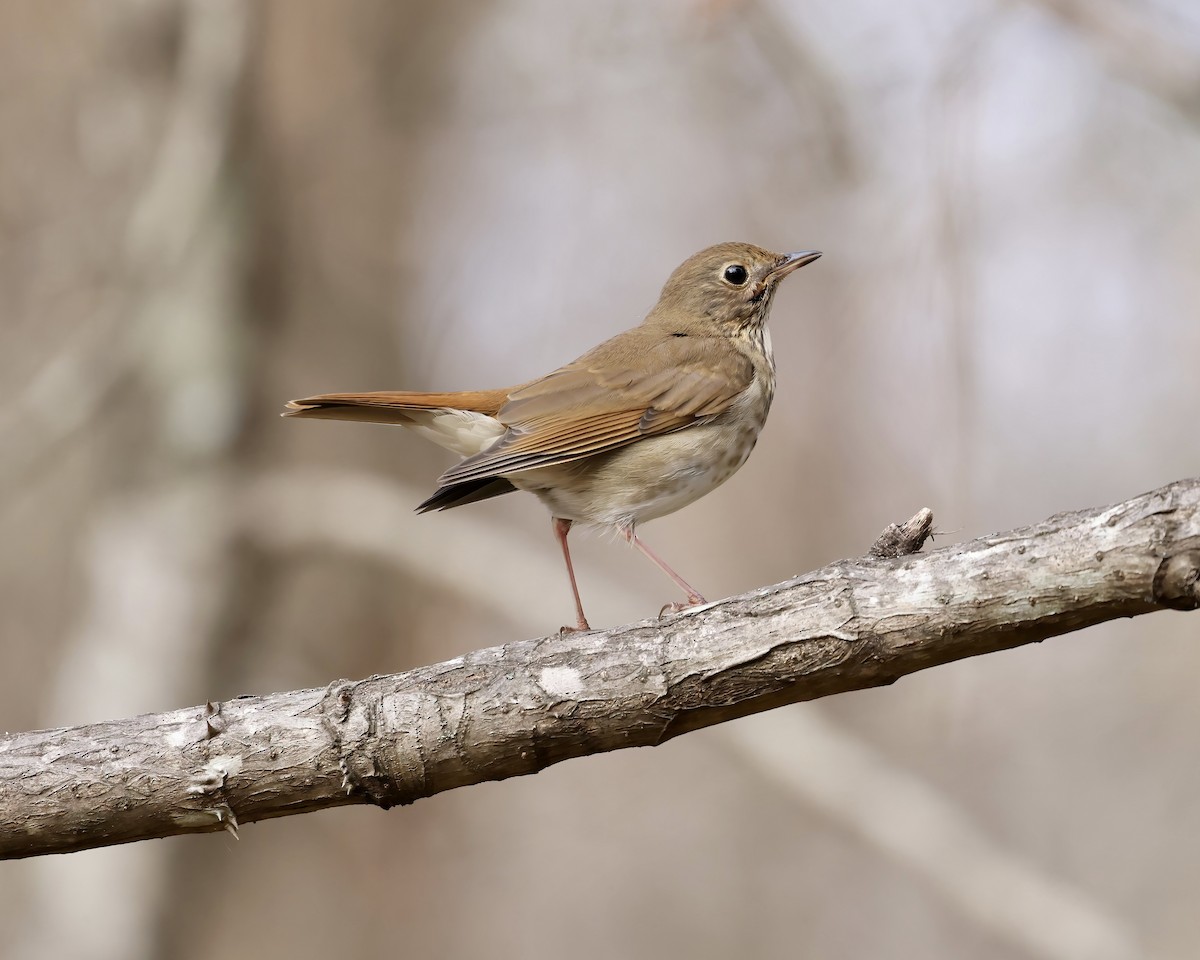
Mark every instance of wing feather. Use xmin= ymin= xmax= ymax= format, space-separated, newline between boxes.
xmin=437 ymin=334 xmax=753 ymax=486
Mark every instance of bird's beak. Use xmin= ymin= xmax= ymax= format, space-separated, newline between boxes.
xmin=769 ymin=250 xmax=822 ymax=281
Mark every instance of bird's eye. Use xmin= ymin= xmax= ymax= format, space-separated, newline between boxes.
xmin=723 ymin=264 xmax=749 ymax=286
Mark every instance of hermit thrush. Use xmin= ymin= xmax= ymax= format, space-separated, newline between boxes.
xmin=285 ymin=242 xmax=820 ymax=630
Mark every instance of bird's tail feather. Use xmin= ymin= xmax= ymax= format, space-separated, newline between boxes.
xmin=283 ymin=389 xmax=509 ymax=423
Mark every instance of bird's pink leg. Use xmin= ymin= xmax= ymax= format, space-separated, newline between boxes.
xmin=619 ymin=525 xmax=707 ymax=609
xmin=553 ymin=518 xmax=591 ymax=632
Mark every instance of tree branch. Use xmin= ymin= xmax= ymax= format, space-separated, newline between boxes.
xmin=2 ymin=477 xmax=1197 ymax=859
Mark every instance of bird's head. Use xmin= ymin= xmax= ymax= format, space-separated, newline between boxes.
xmin=651 ymin=242 xmax=821 ymax=334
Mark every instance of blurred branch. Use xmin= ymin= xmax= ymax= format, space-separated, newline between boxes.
xmin=1016 ymin=0 xmax=1200 ymax=125
xmin=0 ymin=0 xmax=249 ymax=503
xmin=932 ymin=15 xmax=994 ymax=525
xmin=723 ymin=711 xmax=1141 ymax=960
xmin=2 ymin=476 xmax=1198 ymax=859
xmin=10 ymin=2 xmax=252 ymax=960
xmin=0 ymin=319 xmax=134 ymax=497
xmin=735 ymin=0 xmax=857 ymax=178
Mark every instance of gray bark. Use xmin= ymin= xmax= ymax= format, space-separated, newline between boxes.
xmin=2 ymin=477 xmax=1197 ymax=859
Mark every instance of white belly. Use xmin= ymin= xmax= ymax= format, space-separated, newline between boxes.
xmin=512 ymin=414 xmax=764 ymax=529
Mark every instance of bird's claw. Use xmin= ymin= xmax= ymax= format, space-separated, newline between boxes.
xmin=658 ymin=596 xmax=706 ymax=619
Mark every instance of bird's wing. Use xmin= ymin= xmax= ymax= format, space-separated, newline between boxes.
xmin=437 ymin=334 xmax=753 ymax=486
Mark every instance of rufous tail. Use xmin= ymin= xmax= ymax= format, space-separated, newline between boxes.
xmin=282 ymin=389 xmax=509 ymax=424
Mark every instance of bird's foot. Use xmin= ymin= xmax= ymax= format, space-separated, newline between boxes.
xmin=658 ymin=594 xmax=707 ymax=619
xmin=559 ymin=621 xmax=592 ymax=635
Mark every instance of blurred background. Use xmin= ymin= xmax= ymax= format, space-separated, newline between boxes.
xmin=2 ymin=0 xmax=1198 ymax=957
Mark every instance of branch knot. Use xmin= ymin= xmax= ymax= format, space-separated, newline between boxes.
xmin=1152 ymin=549 xmax=1200 ymax=610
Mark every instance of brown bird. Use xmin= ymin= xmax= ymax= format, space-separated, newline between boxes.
xmin=284 ymin=242 xmax=820 ymax=630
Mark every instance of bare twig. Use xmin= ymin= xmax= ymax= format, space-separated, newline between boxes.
xmin=869 ymin=506 xmax=934 ymax=558
xmin=1 ymin=477 xmax=1197 ymax=859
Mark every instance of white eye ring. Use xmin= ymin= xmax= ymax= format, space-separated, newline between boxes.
xmin=722 ymin=263 xmax=749 ymax=286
